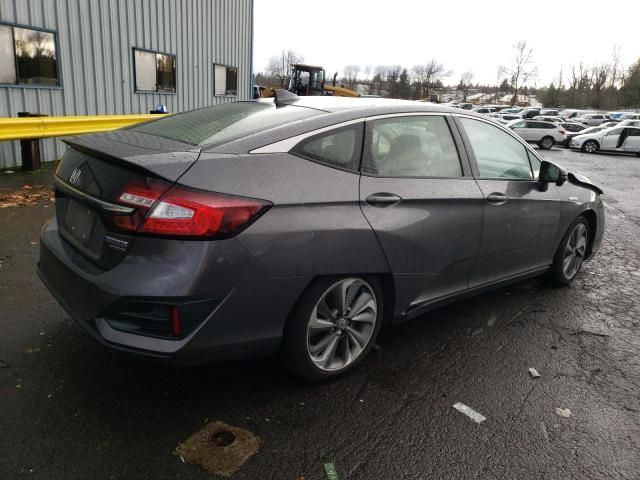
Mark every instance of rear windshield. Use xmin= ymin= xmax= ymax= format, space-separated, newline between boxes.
xmin=131 ymin=101 xmax=321 ymax=146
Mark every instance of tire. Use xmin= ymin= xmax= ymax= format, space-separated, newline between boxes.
xmin=549 ymin=216 xmax=589 ymax=286
xmin=539 ymin=136 xmax=554 ymax=150
xmin=582 ymin=140 xmax=599 ymax=153
xmin=282 ymin=276 xmax=383 ymax=382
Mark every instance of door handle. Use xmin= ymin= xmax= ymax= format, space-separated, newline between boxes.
xmin=365 ymin=192 xmax=402 ymax=207
xmin=486 ymin=192 xmax=508 ymax=205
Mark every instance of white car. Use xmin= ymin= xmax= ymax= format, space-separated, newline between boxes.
xmin=618 ymin=119 xmax=640 ymax=128
xmin=574 ymin=113 xmax=610 ymax=126
xmin=507 ymin=119 xmax=566 ymax=149
xmin=570 ymin=126 xmax=640 ymax=155
xmin=618 ymin=113 xmax=640 ymax=121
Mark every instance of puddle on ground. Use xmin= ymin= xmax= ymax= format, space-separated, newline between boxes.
xmin=176 ymin=421 xmax=260 ymax=477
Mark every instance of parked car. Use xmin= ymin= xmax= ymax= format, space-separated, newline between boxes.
xmin=520 ymin=107 xmax=542 ymax=119
xmin=507 ymin=119 xmax=566 ymax=149
xmin=38 ymin=97 xmax=604 ymax=381
xmin=488 ymin=113 xmax=523 ymax=124
xmin=607 ymin=111 xmax=629 ymax=121
xmin=533 ymin=115 xmax=565 ymax=124
xmin=560 ymin=121 xmax=588 ymax=133
xmin=472 ymin=106 xmax=496 ymax=114
xmin=540 ymin=109 xmax=560 ymax=116
xmin=618 ymin=119 xmax=640 ymax=128
xmin=574 ymin=113 xmax=610 ymax=126
xmin=563 ymin=125 xmax=607 ymax=147
xmin=570 ymin=125 xmax=640 ymax=154
xmin=618 ymin=113 xmax=640 ymax=121
xmin=560 ymin=109 xmax=596 ymax=120
xmin=500 ymin=107 xmax=524 ymax=115
xmin=458 ymin=102 xmax=473 ymax=110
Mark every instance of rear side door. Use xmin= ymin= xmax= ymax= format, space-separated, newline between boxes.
xmin=454 ymin=116 xmax=561 ymax=287
xmin=359 ymin=114 xmax=484 ymax=312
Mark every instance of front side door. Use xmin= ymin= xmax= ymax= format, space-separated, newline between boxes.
xmin=623 ymin=128 xmax=640 ymax=152
xmin=359 ymin=114 xmax=484 ymax=312
xmin=601 ymin=127 xmax=625 ymax=150
xmin=454 ymin=116 xmax=562 ymax=288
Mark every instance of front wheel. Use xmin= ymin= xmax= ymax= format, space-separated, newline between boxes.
xmin=582 ymin=140 xmax=599 ymax=153
xmin=549 ymin=217 xmax=589 ymax=286
xmin=282 ymin=276 xmax=383 ymax=381
xmin=539 ymin=136 xmax=554 ymax=150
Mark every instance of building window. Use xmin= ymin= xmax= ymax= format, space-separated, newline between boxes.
xmin=0 ymin=23 xmax=59 ymax=86
xmin=133 ymin=48 xmax=176 ymax=93
xmin=214 ymin=64 xmax=238 ymax=96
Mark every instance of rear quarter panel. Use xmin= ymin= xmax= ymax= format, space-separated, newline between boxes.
xmin=178 ymin=152 xmax=390 ymax=277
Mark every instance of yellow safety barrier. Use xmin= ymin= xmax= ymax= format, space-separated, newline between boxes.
xmin=0 ymin=114 xmax=169 ymax=141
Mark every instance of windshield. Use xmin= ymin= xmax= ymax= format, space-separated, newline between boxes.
xmin=131 ymin=102 xmax=321 ymax=146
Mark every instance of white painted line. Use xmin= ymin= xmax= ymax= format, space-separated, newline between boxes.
xmin=453 ymin=402 xmax=487 ymax=423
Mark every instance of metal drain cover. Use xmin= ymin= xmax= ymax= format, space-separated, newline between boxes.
xmin=177 ymin=421 xmax=260 ymax=477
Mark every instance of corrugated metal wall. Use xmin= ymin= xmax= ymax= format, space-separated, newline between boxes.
xmin=0 ymin=0 xmax=253 ymax=168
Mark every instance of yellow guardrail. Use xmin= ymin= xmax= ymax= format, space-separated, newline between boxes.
xmin=0 ymin=114 xmax=169 ymax=141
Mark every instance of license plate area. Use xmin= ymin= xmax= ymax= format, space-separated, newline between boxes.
xmin=63 ymin=199 xmax=97 ymax=248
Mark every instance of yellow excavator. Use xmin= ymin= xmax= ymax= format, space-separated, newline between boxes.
xmin=260 ymin=64 xmax=360 ymax=98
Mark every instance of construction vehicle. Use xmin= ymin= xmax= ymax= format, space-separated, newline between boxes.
xmin=261 ymin=64 xmax=360 ymax=98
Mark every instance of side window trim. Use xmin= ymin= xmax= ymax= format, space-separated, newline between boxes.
xmin=289 ymin=122 xmax=365 ymax=173
xmin=452 ymin=114 xmax=538 ymax=181
xmin=361 ymin=114 xmax=473 ymax=179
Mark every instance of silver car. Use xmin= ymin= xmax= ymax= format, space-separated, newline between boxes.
xmin=507 ymin=119 xmax=567 ymax=149
xmin=38 ymin=96 xmax=605 ymax=381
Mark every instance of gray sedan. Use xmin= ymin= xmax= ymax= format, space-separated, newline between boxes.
xmin=38 ymin=95 xmax=605 ymax=381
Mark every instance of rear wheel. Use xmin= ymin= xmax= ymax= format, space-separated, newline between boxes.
xmin=582 ymin=140 xmax=599 ymax=153
xmin=282 ymin=276 xmax=383 ymax=381
xmin=539 ymin=136 xmax=554 ymax=150
xmin=549 ymin=216 xmax=589 ymax=286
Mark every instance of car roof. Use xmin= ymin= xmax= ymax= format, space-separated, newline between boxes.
xmin=279 ymin=96 xmax=463 ymax=114
xmin=209 ymin=97 xmax=488 ymax=153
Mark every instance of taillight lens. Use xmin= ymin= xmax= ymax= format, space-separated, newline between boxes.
xmin=559 ymin=129 xmax=566 ymax=134
xmin=114 ymin=179 xmax=270 ymax=238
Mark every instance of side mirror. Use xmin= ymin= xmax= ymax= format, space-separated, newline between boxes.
xmin=539 ymin=160 xmax=568 ymax=186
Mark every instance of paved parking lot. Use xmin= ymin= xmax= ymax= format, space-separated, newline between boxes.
xmin=1 ymin=147 xmax=639 ymax=480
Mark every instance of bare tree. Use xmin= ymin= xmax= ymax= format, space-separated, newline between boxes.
xmin=591 ymin=63 xmax=610 ymax=108
xmin=265 ymin=50 xmax=304 ymax=83
xmin=412 ymin=59 xmax=449 ymax=99
xmin=459 ymin=70 xmax=474 ymax=101
xmin=363 ymin=65 xmax=372 ymax=81
xmin=501 ymin=41 xmax=537 ymax=106
xmin=609 ymin=46 xmax=622 ymax=89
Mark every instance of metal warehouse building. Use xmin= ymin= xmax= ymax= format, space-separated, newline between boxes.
xmin=0 ymin=0 xmax=254 ymax=168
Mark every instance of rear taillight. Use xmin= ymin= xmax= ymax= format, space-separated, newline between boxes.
xmin=559 ymin=129 xmax=566 ymax=134
xmin=114 ymin=179 xmax=270 ymax=238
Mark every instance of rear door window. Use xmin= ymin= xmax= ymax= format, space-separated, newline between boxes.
xmin=363 ymin=115 xmax=463 ymax=177
xmin=458 ymin=117 xmax=533 ymax=180
xmin=292 ymin=124 xmax=364 ymax=171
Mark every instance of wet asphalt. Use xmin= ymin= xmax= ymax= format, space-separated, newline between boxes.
xmin=1 ymin=148 xmax=639 ymax=480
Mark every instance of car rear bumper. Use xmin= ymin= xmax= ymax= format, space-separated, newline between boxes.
xmin=38 ymin=217 xmax=311 ymax=363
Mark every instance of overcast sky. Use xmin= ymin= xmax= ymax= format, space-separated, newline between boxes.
xmin=254 ymin=0 xmax=639 ymax=86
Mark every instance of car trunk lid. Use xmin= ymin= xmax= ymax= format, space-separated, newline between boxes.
xmin=54 ymin=131 xmax=200 ymax=270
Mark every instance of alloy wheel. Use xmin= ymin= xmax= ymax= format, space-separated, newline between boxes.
xmin=563 ymin=223 xmax=588 ymax=280
xmin=541 ymin=137 xmax=553 ymax=149
xmin=306 ymin=278 xmax=377 ymax=372
xmin=584 ymin=141 xmax=598 ymax=153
